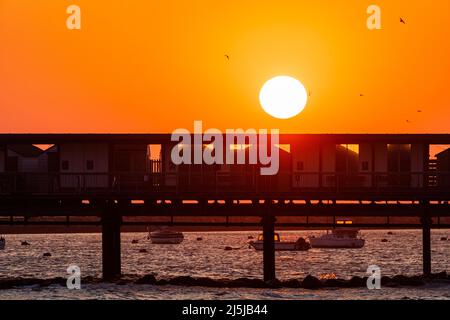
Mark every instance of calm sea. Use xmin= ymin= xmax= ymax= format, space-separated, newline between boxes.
xmin=0 ymin=230 xmax=449 ymax=300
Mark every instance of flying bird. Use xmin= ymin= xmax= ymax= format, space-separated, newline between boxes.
xmin=359 ymin=93 xmax=364 ymax=97
xmin=400 ymin=18 xmax=406 ymax=24
xmin=417 ymin=110 xmax=422 ymax=113
xmin=224 ymin=54 xmax=230 ymax=60
xmin=406 ymin=120 xmax=411 ymax=123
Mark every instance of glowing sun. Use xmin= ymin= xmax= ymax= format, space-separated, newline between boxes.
xmin=259 ymin=76 xmax=308 ymax=119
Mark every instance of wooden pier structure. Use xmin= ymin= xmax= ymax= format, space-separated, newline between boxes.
xmin=0 ymin=134 xmax=449 ymax=281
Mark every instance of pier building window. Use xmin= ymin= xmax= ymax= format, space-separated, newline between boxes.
xmin=115 ymin=154 xmax=130 ymax=171
xmin=86 ymin=160 xmax=94 ymax=171
xmin=387 ymin=144 xmax=411 ymax=186
xmin=361 ymin=161 xmax=369 ymax=171
xmin=61 ymin=160 xmax=69 ymax=171
xmin=336 ymin=144 xmax=359 ymax=173
xmin=5 ymin=156 xmax=18 ymax=172
xmin=335 ymin=144 xmax=360 ymax=187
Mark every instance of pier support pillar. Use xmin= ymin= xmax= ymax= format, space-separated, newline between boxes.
xmin=421 ymin=214 xmax=432 ymax=277
xmin=102 ymin=209 xmax=122 ymax=281
xmin=262 ymin=215 xmax=276 ymax=282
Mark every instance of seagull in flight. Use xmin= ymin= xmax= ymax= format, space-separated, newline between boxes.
xmin=400 ymin=17 xmax=406 ymax=24
xmin=406 ymin=119 xmax=411 ymax=123
xmin=224 ymin=54 xmax=230 ymax=60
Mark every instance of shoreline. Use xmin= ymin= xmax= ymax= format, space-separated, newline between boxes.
xmin=0 ymin=272 xmax=449 ymax=290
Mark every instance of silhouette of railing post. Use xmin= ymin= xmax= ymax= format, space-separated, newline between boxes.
xmin=262 ymin=202 xmax=276 ymax=282
xmin=423 ymin=143 xmax=430 ymax=189
xmin=421 ymin=200 xmax=432 ymax=276
xmin=102 ymin=202 xmax=122 ymax=281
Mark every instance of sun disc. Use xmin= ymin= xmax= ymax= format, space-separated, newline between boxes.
xmin=259 ymin=76 xmax=308 ymax=119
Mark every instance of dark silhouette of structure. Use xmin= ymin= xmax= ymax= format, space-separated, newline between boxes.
xmin=0 ymin=133 xmax=449 ymax=281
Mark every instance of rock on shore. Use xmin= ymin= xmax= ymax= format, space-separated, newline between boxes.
xmin=0 ymin=271 xmax=448 ymax=290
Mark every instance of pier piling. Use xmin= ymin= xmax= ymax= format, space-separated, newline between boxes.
xmin=102 ymin=209 xmax=122 ymax=281
xmin=262 ymin=215 xmax=276 ymax=282
xmin=421 ymin=214 xmax=432 ymax=277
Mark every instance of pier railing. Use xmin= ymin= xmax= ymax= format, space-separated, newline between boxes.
xmin=0 ymin=171 xmax=449 ymax=196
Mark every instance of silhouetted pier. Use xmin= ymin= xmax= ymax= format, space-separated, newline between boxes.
xmin=0 ymin=134 xmax=449 ymax=281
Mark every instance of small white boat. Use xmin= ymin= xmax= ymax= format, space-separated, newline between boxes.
xmin=148 ymin=228 xmax=184 ymax=244
xmin=0 ymin=236 xmax=5 ymax=250
xmin=249 ymin=233 xmax=311 ymax=251
xmin=309 ymin=228 xmax=365 ymax=249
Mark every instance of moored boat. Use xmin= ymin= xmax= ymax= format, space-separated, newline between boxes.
xmin=148 ymin=228 xmax=184 ymax=244
xmin=309 ymin=228 xmax=365 ymax=249
xmin=249 ymin=233 xmax=311 ymax=251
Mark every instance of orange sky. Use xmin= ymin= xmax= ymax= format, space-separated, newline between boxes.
xmin=0 ymin=0 xmax=449 ymax=133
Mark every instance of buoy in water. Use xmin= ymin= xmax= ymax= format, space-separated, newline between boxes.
xmin=21 ymin=241 xmax=30 ymax=246
xmin=139 ymin=248 xmax=148 ymax=253
xmin=381 ymin=239 xmax=389 ymax=242
xmin=440 ymin=237 xmax=447 ymax=241
xmin=43 ymin=252 xmax=52 ymax=257
xmin=197 ymin=237 xmax=203 ymax=241
xmin=131 ymin=239 xmax=139 ymax=244
xmin=224 ymin=246 xmax=233 ymax=251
